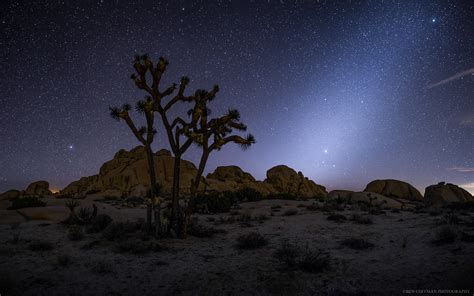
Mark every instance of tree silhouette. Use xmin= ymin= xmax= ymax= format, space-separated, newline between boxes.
xmin=182 ymin=96 xmax=255 ymax=237
xmin=129 ymin=55 xmax=218 ymax=234
xmin=109 ymin=96 xmax=158 ymax=232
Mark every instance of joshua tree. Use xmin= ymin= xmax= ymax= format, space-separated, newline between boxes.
xmin=182 ymin=98 xmax=255 ymax=237
xmin=129 ymin=55 xmax=219 ymax=234
xmin=109 ymin=93 xmax=158 ymax=232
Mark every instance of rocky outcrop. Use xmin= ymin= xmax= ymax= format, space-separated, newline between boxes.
xmin=264 ymin=165 xmax=327 ymax=199
xmin=61 ymin=146 xmax=327 ymax=199
xmin=364 ymin=179 xmax=422 ymax=201
xmin=0 ymin=189 xmax=21 ymax=200
xmin=0 ymin=181 xmax=52 ymax=200
xmin=61 ymin=146 xmax=198 ymax=197
xmin=205 ymin=166 xmax=275 ymax=195
xmin=328 ymin=190 xmax=418 ymax=209
xmin=25 ymin=181 xmax=51 ymax=196
xmin=207 ymin=166 xmax=256 ymax=183
xmin=424 ymin=182 xmax=473 ymax=206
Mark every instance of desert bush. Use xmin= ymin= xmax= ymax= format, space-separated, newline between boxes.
xmin=327 ymin=213 xmax=347 ymax=222
xmin=67 ymin=225 xmax=84 ymax=241
xmin=298 ymin=249 xmax=330 ymax=273
xmin=428 ymin=209 xmax=441 ymax=216
xmin=56 ymin=254 xmax=73 ymax=267
xmin=306 ymin=203 xmax=321 ymax=211
xmin=274 ymin=239 xmax=300 ymax=267
xmin=89 ymin=259 xmax=113 ymax=274
xmin=86 ymin=189 xmax=100 ymax=195
xmin=341 ymin=238 xmax=374 ymax=250
xmin=116 ymin=240 xmax=165 ymax=254
xmin=271 ymin=205 xmax=282 ymax=210
xmin=8 ymin=197 xmax=46 ymax=210
xmin=28 ymin=240 xmax=54 ymax=251
xmin=444 ymin=201 xmax=474 ymax=212
xmin=233 ymin=188 xmax=263 ymax=202
xmin=391 ymin=208 xmax=401 ymax=213
xmin=443 ymin=213 xmax=459 ymax=225
xmin=188 ymin=218 xmax=225 ymax=238
xmin=255 ymin=214 xmax=269 ymax=223
xmin=65 ymin=199 xmax=80 ymax=213
xmin=350 ymin=213 xmax=373 ymax=225
xmin=0 ymin=272 xmax=15 ymax=294
xmin=191 ymin=192 xmax=236 ymax=213
xmin=85 ymin=214 xmax=112 ymax=233
xmin=103 ymin=221 xmax=137 ymax=241
xmin=432 ymin=226 xmax=457 ymax=245
xmin=282 ymin=209 xmax=298 ymax=216
xmin=460 ymin=231 xmax=474 ymax=243
xmin=236 ymin=232 xmax=268 ymax=249
xmin=267 ymin=193 xmax=300 ymax=200
xmin=77 ymin=207 xmax=94 ymax=223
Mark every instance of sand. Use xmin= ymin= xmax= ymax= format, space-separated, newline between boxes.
xmin=1 ymin=198 xmax=473 ymax=295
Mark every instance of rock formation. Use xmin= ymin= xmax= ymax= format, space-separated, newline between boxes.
xmin=328 ymin=190 xmax=411 ymax=209
xmin=364 ymin=179 xmax=423 ymax=201
xmin=25 ymin=181 xmax=52 ymax=196
xmin=60 ymin=146 xmax=327 ymax=199
xmin=424 ymin=182 xmax=473 ymax=206
xmin=61 ymin=146 xmax=198 ymax=197
xmin=0 ymin=181 xmax=52 ymax=200
xmin=264 ymin=165 xmax=327 ymax=199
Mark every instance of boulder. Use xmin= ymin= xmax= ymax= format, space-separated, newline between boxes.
xmin=61 ymin=146 xmax=328 ymax=199
xmin=62 ymin=146 xmax=198 ymax=197
xmin=264 ymin=165 xmax=327 ymax=199
xmin=424 ymin=182 xmax=473 ymax=206
xmin=328 ymin=190 xmax=415 ymax=209
xmin=327 ymin=190 xmax=353 ymax=201
xmin=207 ymin=166 xmax=256 ymax=183
xmin=0 ymin=189 xmax=21 ymax=200
xmin=61 ymin=175 xmax=99 ymax=197
xmin=364 ymin=179 xmax=422 ymax=201
xmin=25 ymin=181 xmax=51 ymax=196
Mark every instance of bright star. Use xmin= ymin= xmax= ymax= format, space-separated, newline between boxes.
xmin=324 ymin=149 xmax=328 ymax=154
xmin=68 ymin=145 xmax=73 ymax=149
xmin=431 ymin=18 xmax=436 ymax=23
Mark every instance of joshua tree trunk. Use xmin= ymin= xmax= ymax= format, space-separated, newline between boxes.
xmin=145 ymin=144 xmax=157 ymax=233
xmin=182 ymin=150 xmax=209 ymax=238
xmin=171 ymin=153 xmax=181 ymax=235
xmin=190 ymin=151 xmax=209 ymax=198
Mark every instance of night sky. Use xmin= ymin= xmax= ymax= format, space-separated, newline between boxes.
xmin=1 ymin=1 xmax=473 ymax=194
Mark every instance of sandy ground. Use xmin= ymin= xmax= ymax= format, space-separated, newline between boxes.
xmin=1 ymin=198 xmax=474 ymax=296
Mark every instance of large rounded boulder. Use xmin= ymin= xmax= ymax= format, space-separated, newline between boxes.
xmin=25 ymin=181 xmax=52 ymax=196
xmin=364 ymin=179 xmax=422 ymax=201
xmin=207 ymin=166 xmax=256 ymax=183
xmin=264 ymin=165 xmax=327 ymax=199
xmin=62 ymin=146 xmax=198 ymax=197
xmin=424 ymin=182 xmax=473 ymax=206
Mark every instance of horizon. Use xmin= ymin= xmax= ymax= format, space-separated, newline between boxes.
xmin=1 ymin=1 xmax=473 ymax=195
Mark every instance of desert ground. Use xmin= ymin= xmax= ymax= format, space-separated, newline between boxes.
xmin=1 ymin=195 xmax=473 ymax=296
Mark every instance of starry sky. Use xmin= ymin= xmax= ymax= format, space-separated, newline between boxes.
xmin=1 ymin=0 xmax=473 ymax=194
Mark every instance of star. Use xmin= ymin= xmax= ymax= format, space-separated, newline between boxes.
xmin=68 ymin=145 xmax=74 ymax=150
xmin=324 ymin=149 xmax=328 ymax=154
xmin=431 ymin=17 xmax=436 ymax=23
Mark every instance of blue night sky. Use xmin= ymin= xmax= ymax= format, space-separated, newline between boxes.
xmin=0 ymin=1 xmax=473 ymax=194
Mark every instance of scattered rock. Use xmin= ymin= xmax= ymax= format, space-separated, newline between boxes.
xmin=364 ymin=179 xmax=422 ymax=201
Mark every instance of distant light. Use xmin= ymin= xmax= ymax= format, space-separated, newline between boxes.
xmin=431 ymin=18 xmax=436 ymax=23
xmin=324 ymin=149 xmax=328 ymax=154
xmin=68 ymin=145 xmax=73 ymax=149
